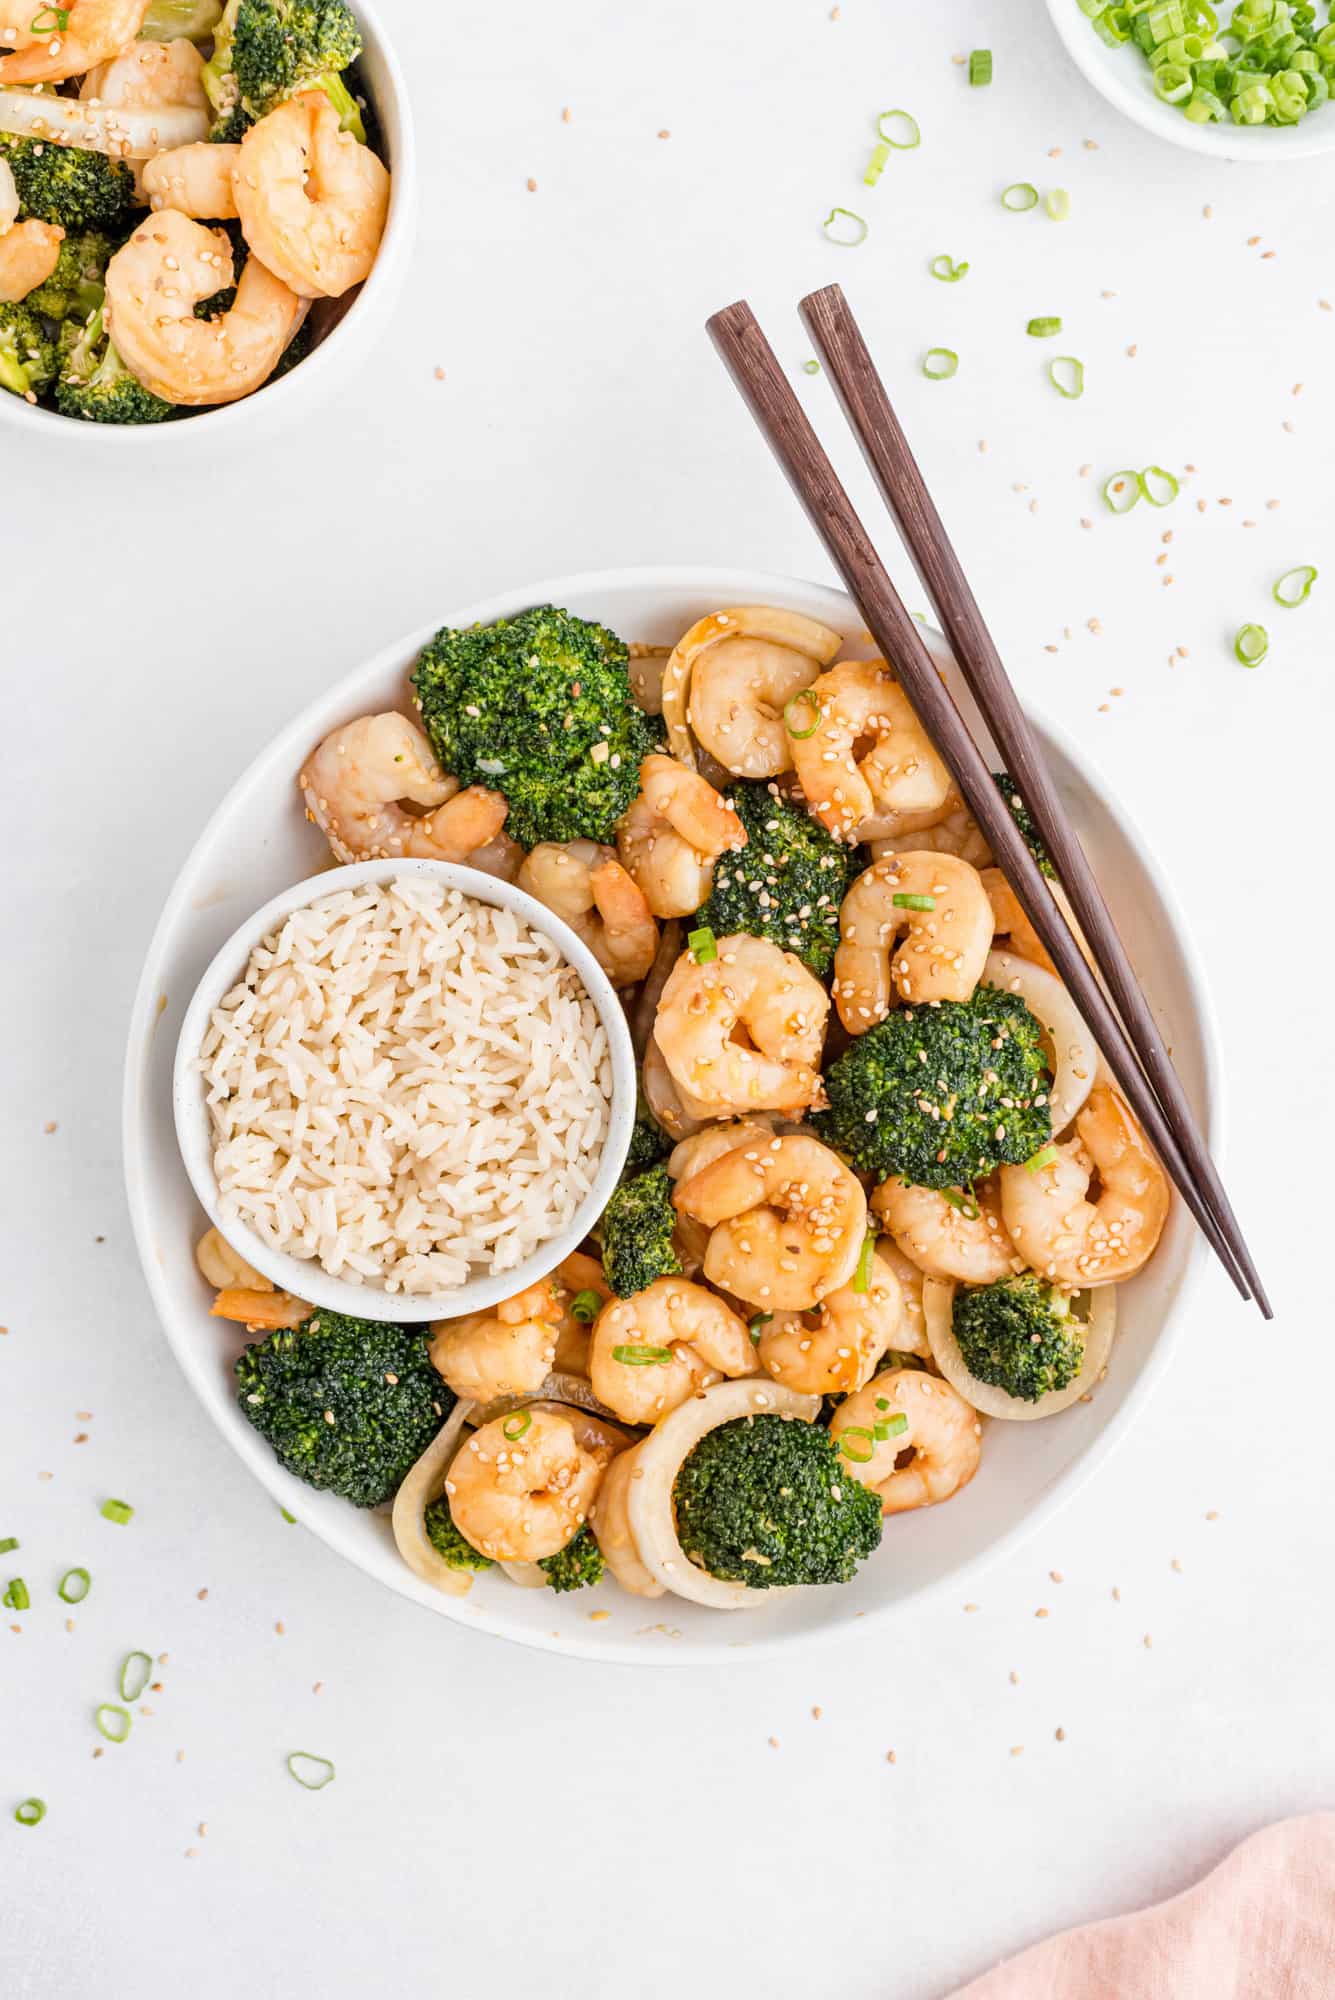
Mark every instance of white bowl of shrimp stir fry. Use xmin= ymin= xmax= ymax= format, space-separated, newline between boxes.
xmin=0 ymin=0 xmax=412 ymax=432
xmin=125 ymin=568 xmax=1221 ymax=1662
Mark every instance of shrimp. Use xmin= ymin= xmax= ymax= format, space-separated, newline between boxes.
xmin=661 ymin=605 xmax=843 ymax=774
xmin=551 ymin=1251 xmax=610 ymax=1374
xmin=517 ymin=840 xmax=658 ymax=988
xmin=232 ymin=90 xmax=389 ymax=300
xmin=210 ymin=1287 xmax=309 ymax=1330
xmin=867 ymin=796 xmax=992 ymax=870
xmin=756 ymin=1242 xmax=903 ymax=1395
xmin=428 ymin=1279 xmax=564 ymax=1404
xmin=195 ymin=1225 xmax=272 ymax=1294
xmin=983 ymin=868 xmax=1054 ymax=974
xmin=445 ymin=1407 xmax=610 ymax=1563
xmin=589 ymin=1277 xmax=756 ymax=1426
xmin=872 ymin=1175 xmax=1019 ymax=1286
xmin=788 ymin=660 xmax=953 ymax=842
xmin=104 ymin=208 xmax=306 ymax=405
xmin=830 ymin=1367 xmax=981 ymax=1515
xmin=833 ymin=852 xmax=993 ymax=1032
xmin=878 ymin=1239 xmax=930 ymax=1359
xmin=672 ymin=1132 xmax=867 ymax=1311
xmin=615 ymin=753 xmax=747 ymax=918
xmin=641 ymin=1034 xmax=703 ymax=1142
xmin=654 ymin=933 xmax=828 ymax=1119
xmin=0 ymin=0 xmax=149 ymax=85
xmin=999 ymin=1084 xmax=1169 ymax=1287
xmin=299 ymin=712 xmax=514 ymax=874
xmin=667 ymin=1117 xmax=775 ymax=1275
xmin=142 ymin=142 xmax=239 ymax=221
xmin=0 ymin=220 xmax=62 ymax=303
xmin=80 ymin=33 xmax=206 ymax=110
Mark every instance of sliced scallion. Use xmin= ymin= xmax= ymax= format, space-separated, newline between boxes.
xmin=783 ymin=688 xmax=821 ymax=739
xmin=3 ymin=1579 xmax=29 ymax=1611
xmin=1026 ymin=315 xmax=1062 ymax=337
xmin=1048 ymin=355 xmax=1084 ymax=399
xmin=863 ymin=139 xmax=891 ymax=186
xmin=119 ymin=1651 xmax=152 ymax=1703
xmin=969 ymin=48 xmax=993 ymax=85
xmin=836 ymin=1426 xmax=876 ymax=1464
xmin=687 ymin=925 xmax=718 ymax=964
xmin=501 ymin=1411 xmax=532 ymax=1442
xmin=892 ymin=892 xmax=936 ymax=911
xmin=1138 ymin=465 xmax=1179 ymax=507
xmin=822 ymin=206 xmax=868 ymax=248
xmin=1234 ymin=622 xmax=1268 ymax=667
xmin=940 ymin=1189 xmax=981 ymax=1221
xmin=922 ymin=347 xmax=958 ymax=380
xmin=747 ymin=1312 xmax=773 ymax=1345
xmin=570 ymin=1288 xmax=602 ymax=1323
xmin=15 ymin=1797 xmax=46 ymax=1826
xmin=852 ymin=1232 xmax=877 ymax=1293
xmin=58 ymin=1567 xmax=91 ymax=1605
xmin=0 ymin=1537 xmax=17 ymax=1555
xmin=1001 ymin=181 xmax=1038 ymax=211
xmin=1045 ymin=187 xmax=1071 ymax=220
xmin=1025 ymin=1145 xmax=1059 ymax=1173
xmin=100 ymin=1499 xmax=134 ymax=1526
xmin=877 ymin=108 xmax=920 ymax=147
xmin=611 ymin=1343 xmax=674 ymax=1366
xmin=801 ymin=359 xmax=821 ymax=374
xmin=873 ymin=1413 xmax=909 ymax=1441
xmin=1273 ymin=564 xmax=1317 ymax=607
xmin=929 ymin=253 xmax=969 ymax=282
xmin=1103 ymin=471 xmax=1140 ymax=514
xmin=95 ymin=1704 xmax=131 ymax=1745
xmin=287 ymin=1752 xmax=335 ymax=1791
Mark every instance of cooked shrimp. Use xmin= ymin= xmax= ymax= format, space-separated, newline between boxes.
xmin=983 ymin=868 xmax=1055 ymax=974
xmin=999 ymin=1084 xmax=1169 ymax=1287
xmin=195 ymin=1226 xmax=272 ymax=1294
xmin=757 ymin=1242 xmax=903 ymax=1395
xmin=81 ymin=33 xmax=206 ymax=110
xmin=517 ymin=840 xmax=658 ymax=988
xmin=232 ymin=90 xmax=389 ymax=299
xmin=445 ymin=1407 xmax=610 ymax=1563
xmin=615 ymin=754 xmax=747 ymax=918
xmin=142 ymin=142 xmax=239 ymax=220
xmin=878 ymin=1240 xmax=930 ymax=1359
xmin=210 ymin=1287 xmax=309 ymax=1330
xmin=833 ymin=852 xmax=993 ymax=1031
xmin=830 ymin=1367 xmax=981 ymax=1515
xmin=868 ymin=796 xmax=992 ymax=870
xmin=551 ymin=1251 xmax=610 ymax=1374
xmin=104 ymin=208 xmax=306 ymax=405
xmin=299 ymin=711 xmax=513 ymax=872
xmin=654 ymin=933 xmax=828 ymax=1118
xmin=428 ymin=1280 xmax=564 ymax=1404
xmin=872 ymin=1175 xmax=1019 ymax=1285
xmin=667 ymin=1116 xmax=775 ymax=1273
xmin=661 ymin=606 xmax=843 ymax=773
xmin=0 ymin=220 xmax=61 ymax=303
xmin=589 ymin=1277 xmax=756 ymax=1425
xmin=0 ymin=0 xmax=149 ymax=85
xmin=672 ymin=1132 xmax=867 ymax=1311
xmin=789 ymin=660 xmax=953 ymax=842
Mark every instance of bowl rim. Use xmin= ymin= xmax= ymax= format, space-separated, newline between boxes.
xmin=172 ymin=855 xmax=637 ymax=1323
xmin=0 ymin=0 xmax=416 ymax=444
xmin=1044 ymin=0 xmax=1335 ymax=159
xmin=123 ymin=562 xmax=1224 ymax=1666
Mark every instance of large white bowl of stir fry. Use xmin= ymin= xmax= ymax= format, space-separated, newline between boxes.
xmin=124 ymin=568 xmax=1220 ymax=1663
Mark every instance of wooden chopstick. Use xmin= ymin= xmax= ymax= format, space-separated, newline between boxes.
xmin=798 ymin=282 xmax=1270 ymax=1320
xmin=705 ymin=298 xmax=1265 ymax=1314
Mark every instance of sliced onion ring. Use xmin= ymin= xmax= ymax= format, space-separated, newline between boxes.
xmin=924 ymin=1277 xmax=1117 ymax=1421
xmin=626 ymin=1379 xmax=820 ymax=1610
xmin=390 ymin=1399 xmax=476 ymax=1597
xmin=0 ymin=157 xmax=17 ymax=234
xmin=660 ymin=607 xmax=842 ymax=771
xmin=469 ymin=1375 xmax=629 ymax=1434
xmin=984 ymin=947 xmax=1097 ymax=1136
xmin=592 ymin=1443 xmax=664 ymax=1599
xmin=0 ymin=87 xmax=208 ymax=159
xmin=498 ymin=1560 xmax=548 ymax=1589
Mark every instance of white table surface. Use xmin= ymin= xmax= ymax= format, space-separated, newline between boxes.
xmin=4 ymin=2 xmax=1334 ymax=1994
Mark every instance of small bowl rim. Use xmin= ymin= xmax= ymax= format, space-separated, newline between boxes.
xmin=172 ymin=855 xmax=637 ymax=1323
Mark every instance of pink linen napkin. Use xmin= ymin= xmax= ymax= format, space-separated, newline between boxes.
xmin=948 ymin=1813 xmax=1335 ymax=1999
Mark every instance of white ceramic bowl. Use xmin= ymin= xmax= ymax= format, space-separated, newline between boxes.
xmin=0 ymin=0 xmax=416 ymax=444
xmin=172 ymin=857 xmax=636 ymax=1323
xmin=1045 ymin=0 xmax=1335 ymax=159
xmin=123 ymin=566 xmax=1220 ymax=1665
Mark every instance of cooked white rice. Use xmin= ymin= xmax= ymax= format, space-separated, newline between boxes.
xmin=198 ymin=878 xmax=612 ymax=1294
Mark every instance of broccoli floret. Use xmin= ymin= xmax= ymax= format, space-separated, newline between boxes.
xmin=623 ymin=1113 xmax=672 ymax=1181
xmin=209 ymin=101 xmax=255 ymax=143
xmin=54 ymin=308 xmax=175 ymax=425
xmin=204 ymin=0 xmax=365 ymax=137
xmin=694 ymin=781 xmax=854 ymax=977
xmin=993 ymin=771 xmax=1054 ymax=879
xmin=26 ymin=231 xmax=112 ymax=324
xmin=538 ymin=1525 xmax=605 ymax=1593
xmin=600 ymin=1164 xmax=681 ymax=1298
xmin=423 ymin=1495 xmax=493 ymax=1572
xmin=673 ymin=1414 xmax=882 ymax=1589
xmin=235 ymin=1310 xmax=449 ymax=1507
xmin=814 ymin=985 xmax=1052 ymax=1189
xmin=0 ymin=136 xmax=138 ymax=233
xmin=953 ymin=1274 xmax=1083 ymax=1401
xmin=412 ymin=605 xmax=657 ymax=848
xmin=0 ymin=304 xmax=55 ymax=401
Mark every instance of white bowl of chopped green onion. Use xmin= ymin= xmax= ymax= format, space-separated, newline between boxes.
xmin=1047 ymin=0 xmax=1335 ymax=158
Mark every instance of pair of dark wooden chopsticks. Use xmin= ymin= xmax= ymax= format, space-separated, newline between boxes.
xmin=706 ymin=287 xmax=1270 ymax=1318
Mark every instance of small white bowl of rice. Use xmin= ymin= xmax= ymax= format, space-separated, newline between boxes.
xmin=172 ymin=857 xmax=636 ymax=1323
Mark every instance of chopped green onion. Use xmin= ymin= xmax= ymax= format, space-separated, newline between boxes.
xmin=687 ymin=926 xmax=718 ymax=964
xmin=1048 ymin=355 xmax=1084 ymax=399
xmin=801 ymin=359 xmax=821 ymax=374
xmin=100 ymin=1499 xmax=134 ymax=1526
xmin=287 ymin=1752 xmax=335 ymax=1791
xmin=1235 ymin=622 xmax=1268 ymax=667
xmin=1274 ymin=564 xmax=1317 ymax=607
xmin=570 ymin=1288 xmax=602 ymax=1323
xmin=748 ymin=1312 xmax=773 ymax=1345
xmin=14 ymin=1798 xmax=46 ymax=1827
xmin=501 ymin=1411 xmax=532 ymax=1442
xmin=1103 ymin=471 xmax=1140 ymax=514
xmin=1001 ymin=181 xmax=1039 ymax=210
xmin=940 ymin=1188 xmax=981 ymax=1221
xmin=611 ymin=1343 xmax=675 ymax=1366
xmin=95 ymin=1704 xmax=131 ymax=1745
xmin=0 ymin=1538 xmax=17 ymax=1555
xmin=922 ymin=347 xmax=959 ymax=380
xmin=876 ymin=108 xmax=921 ymax=147
xmin=969 ymin=48 xmax=993 ymax=85
xmin=822 ymin=206 xmax=868 ymax=247
xmin=1026 ymin=316 xmax=1062 ymax=337
xmin=3 ymin=1578 xmax=29 ymax=1611
xmin=30 ymin=6 xmax=69 ymax=31
xmin=1026 ymin=1145 xmax=1059 ymax=1173
xmin=873 ymin=1414 xmax=910 ymax=1441
xmin=119 ymin=1651 xmax=152 ymax=1702
xmin=1045 ymin=187 xmax=1071 ymax=220
xmin=279 ymin=1508 xmax=297 ymax=1524
xmin=929 ymin=253 xmax=969 ymax=282
xmin=836 ymin=1426 xmax=876 ymax=1464
xmin=783 ymin=687 xmax=822 ymax=739
xmin=57 ymin=1567 xmax=91 ymax=1605
xmin=863 ymin=139 xmax=892 ymax=186
xmin=1138 ymin=465 xmax=1179 ymax=507
xmin=892 ymin=892 xmax=936 ymax=911
xmin=875 ymin=1396 xmax=890 ymax=1411
xmin=852 ymin=1232 xmax=877 ymax=1293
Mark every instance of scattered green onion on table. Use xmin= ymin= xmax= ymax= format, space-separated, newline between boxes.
xmin=1274 ymin=564 xmax=1317 ymax=605
xmin=922 ymin=347 xmax=959 ymax=380
xmin=1235 ymin=622 xmax=1269 ymax=666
